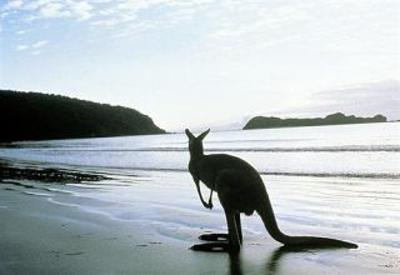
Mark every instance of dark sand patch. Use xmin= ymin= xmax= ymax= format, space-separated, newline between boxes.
xmin=0 ymin=161 xmax=108 ymax=183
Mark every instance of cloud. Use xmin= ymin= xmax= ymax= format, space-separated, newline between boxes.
xmin=89 ymin=0 xmax=112 ymax=3
xmin=90 ymin=18 xmax=118 ymax=27
xmin=3 ymin=0 xmax=24 ymax=10
xmin=271 ymin=80 xmax=400 ymax=120
xmin=2 ymin=0 xmax=215 ymax=31
xmin=32 ymin=40 xmax=48 ymax=48
xmin=2 ymin=0 xmax=94 ymax=21
xmin=38 ymin=2 xmax=71 ymax=18
xmin=15 ymin=40 xmax=49 ymax=54
xmin=69 ymin=1 xmax=93 ymax=21
xmin=32 ymin=50 xmax=42 ymax=55
xmin=16 ymin=29 xmax=27 ymax=35
xmin=16 ymin=44 xmax=29 ymax=51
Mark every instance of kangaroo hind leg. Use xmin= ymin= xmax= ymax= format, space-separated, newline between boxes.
xmin=199 ymin=213 xmax=242 ymax=243
xmin=191 ymin=210 xmax=241 ymax=253
xmin=235 ymin=212 xmax=243 ymax=244
xmin=226 ymin=210 xmax=241 ymax=251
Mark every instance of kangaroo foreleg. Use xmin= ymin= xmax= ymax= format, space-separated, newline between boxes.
xmin=194 ymin=181 xmax=213 ymax=209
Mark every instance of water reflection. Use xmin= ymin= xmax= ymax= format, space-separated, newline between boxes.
xmin=227 ymin=246 xmax=344 ymax=275
xmin=227 ymin=252 xmax=243 ymax=275
xmin=265 ymin=246 xmax=305 ymax=274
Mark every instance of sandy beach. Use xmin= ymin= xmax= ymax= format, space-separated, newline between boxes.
xmin=1 ymin=162 xmax=399 ymax=274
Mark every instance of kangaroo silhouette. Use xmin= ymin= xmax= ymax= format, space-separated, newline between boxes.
xmin=186 ymin=128 xmax=357 ymax=252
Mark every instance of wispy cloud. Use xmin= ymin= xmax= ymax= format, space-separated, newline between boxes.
xmin=70 ymin=1 xmax=93 ymax=21
xmin=4 ymin=0 xmax=398 ymax=65
xmin=32 ymin=40 xmax=48 ymax=48
xmin=3 ymin=0 xmax=94 ymax=21
xmin=16 ymin=29 xmax=27 ymax=35
xmin=16 ymin=44 xmax=28 ymax=51
xmin=32 ymin=49 xmax=42 ymax=55
xmin=4 ymin=0 xmax=23 ymax=10
xmin=15 ymin=39 xmax=48 ymax=54
xmin=2 ymin=0 xmax=214 ymax=36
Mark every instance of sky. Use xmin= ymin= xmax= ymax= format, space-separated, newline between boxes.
xmin=1 ymin=0 xmax=399 ymax=131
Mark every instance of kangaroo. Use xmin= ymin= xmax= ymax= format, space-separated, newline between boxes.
xmin=186 ymin=128 xmax=357 ymax=252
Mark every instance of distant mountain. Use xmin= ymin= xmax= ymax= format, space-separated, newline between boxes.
xmin=243 ymin=112 xmax=387 ymax=130
xmin=0 ymin=90 xmax=166 ymax=142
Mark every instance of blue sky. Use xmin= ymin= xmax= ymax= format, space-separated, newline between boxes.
xmin=1 ymin=0 xmax=399 ymax=130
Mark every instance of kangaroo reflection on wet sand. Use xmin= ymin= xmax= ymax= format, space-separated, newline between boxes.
xmin=224 ymin=246 xmax=311 ymax=275
xmin=227 ymin=252 xmax=243 ymax=275
xmin=227 ymin=247 xmax=291 ymax=275
xmin=226 ymin=246 xmax=339 ymax=275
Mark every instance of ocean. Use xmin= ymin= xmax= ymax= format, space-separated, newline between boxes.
xmin=1 ymin=122 xmax=399 ymax=179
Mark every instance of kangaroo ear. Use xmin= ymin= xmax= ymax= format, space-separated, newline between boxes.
xmin=198 ymin=128 xmax=210 ymax=140
xmin=185 ymin=129 xmax=195 ymax=140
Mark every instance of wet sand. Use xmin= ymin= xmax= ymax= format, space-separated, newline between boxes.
xmin=0 ymin=165 xmax=399 ymax=274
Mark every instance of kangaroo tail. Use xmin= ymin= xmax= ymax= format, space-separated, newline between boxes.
xmin=257 ymin=191 xmax=358 ymax=249
xmin=277 ymin=235 xmax=358 ymax=249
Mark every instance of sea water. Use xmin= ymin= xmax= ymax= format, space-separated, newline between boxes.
xmin=1 ymin=122 xmax=399 ymax=179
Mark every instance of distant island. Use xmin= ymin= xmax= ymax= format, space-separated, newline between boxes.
xmin=0 ymin=90 xmax=166 ymax=142
xmin=243 ymin=112 xmax=387 ymax=130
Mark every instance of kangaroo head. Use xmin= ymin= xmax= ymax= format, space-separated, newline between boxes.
xmin=185 ymin=128 xmax=210 ymax=157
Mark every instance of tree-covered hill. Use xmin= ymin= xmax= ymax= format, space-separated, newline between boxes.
xmin=243 ymin=112 xmax=387 ymax=130
xmin=0 ymin=90 xmax=166 ymax=142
